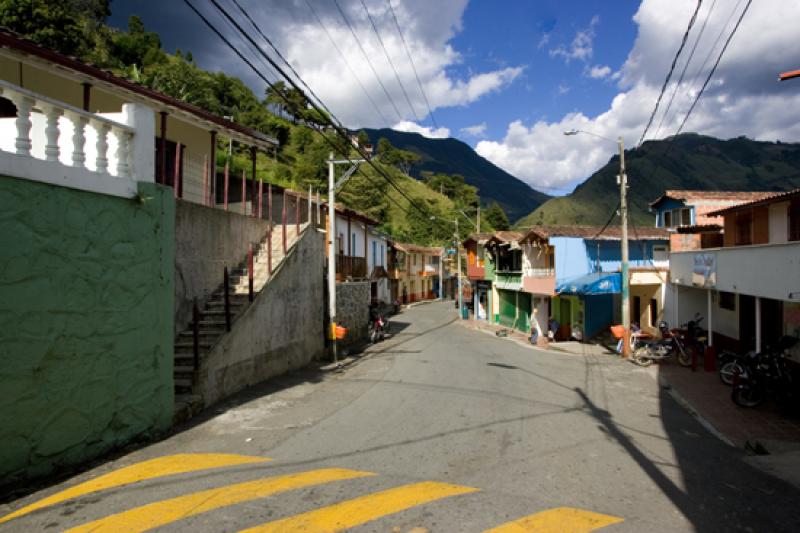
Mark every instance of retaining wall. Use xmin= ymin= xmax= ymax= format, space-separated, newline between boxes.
xmin=196 ymin=228 xmax=325 ymax=407
xmin=336 ymin=281 xmax=371 ymax=346
xmin=0 ymin=176 xmax=174 ymax=489
xmin=174 ymin=200 xmax=271 ymax=335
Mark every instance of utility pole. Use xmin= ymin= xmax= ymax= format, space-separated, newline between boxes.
xmin=456 ymin=217 xmax=462 ymax=318
xmin=619 ymin=136 xmax=631 ymax=358
xmin=327 ymin=152 xmax=365 ymax=367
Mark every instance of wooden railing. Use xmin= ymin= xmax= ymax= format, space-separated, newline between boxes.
xmin=336 ymin=254 xmax=367 ymax=279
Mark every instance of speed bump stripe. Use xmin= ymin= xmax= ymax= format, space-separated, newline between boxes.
xmin=65 ymin=468 xmax=373 ymax=533
xmin=0 ymin=453 xmax=270 ymax=524
xmin=240 ymin=480 xmax=479 ymax=532
xmin=483 ymin=507 xmax=623 ymax=533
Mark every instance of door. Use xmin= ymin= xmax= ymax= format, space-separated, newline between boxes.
xmin=517 ymin=292 xmax=532 ymax=333
xmin=559 ymin=298 xmax=572 ymax=341
xmin=499 ymin=290 xmax=516 ymax=328
xmin=739 ymin=294 xmax=755 ymax=352
xmin=761 ymin=298 xmax=784 ymax=350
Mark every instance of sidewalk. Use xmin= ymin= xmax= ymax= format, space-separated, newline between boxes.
xmin=658 ymin=364 xmax=800 ymax=448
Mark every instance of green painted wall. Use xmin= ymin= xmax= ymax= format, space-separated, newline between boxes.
xmin=0 ymin=176 xmax=175 ymax=488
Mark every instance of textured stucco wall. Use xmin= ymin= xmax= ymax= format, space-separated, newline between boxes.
xmin=336 ymin=281 xmax=371 ymax=346
xmin=0 ymin=176 xmax=174 ymax=489
xmin=197 ymin=228 xmax=325 ymax=407
xmin=174 ymin=200 xmax=272 ymax=335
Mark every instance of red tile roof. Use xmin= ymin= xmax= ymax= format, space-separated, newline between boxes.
xmin=520 ymin=225 xmax=668 ymax=241
xmin=649 ymin=190 xmax=775 ymax=207
xmin=706 ymin=188 xmax=800 ymax=216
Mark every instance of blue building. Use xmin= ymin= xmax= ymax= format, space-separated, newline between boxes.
xmin=522 ymin=225 xmax=669 ymax=340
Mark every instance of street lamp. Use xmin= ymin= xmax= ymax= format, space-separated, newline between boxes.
xmin=564 ymin=129 xmax=631 ymax=357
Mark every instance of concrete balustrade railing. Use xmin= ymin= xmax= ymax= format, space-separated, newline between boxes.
xmin=0 ymin=80 xmax=154 ymax=198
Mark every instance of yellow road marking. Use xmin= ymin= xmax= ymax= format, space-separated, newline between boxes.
xmin=240 ymin=480 xmax=479 ymax=532
xmin=483 ymin=507 xmax=623 ymax=533
xmin=65 ymin=468 xmax=373 ymax=533
xmin=0 ymin=453 xmax=270 ymax=525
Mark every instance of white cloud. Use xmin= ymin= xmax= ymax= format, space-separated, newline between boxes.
xmin=460 ymin=122 xmax=487 ymax=137
xmin=477 ymin=0 xmax=800 ymax=193
xmin=393 ymin=120 xmax=451 ymax=139
xmin=557 ymin=84 xmax=570 ymax=95
xmin=588 ymin=64 xmax=612 ymax=79
xmin=205 ymin=0 xmax=522 ymax=129
xmin=550 ymin=15 xmax=600 ymax=63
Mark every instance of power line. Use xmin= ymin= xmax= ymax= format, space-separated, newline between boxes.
xmin=672 ymin=0 xmax=753 ymax=138
xmin=229 ymin=0 xmax=339 ymax=123
xmin=653 ymin=0 xmax=718 ymax=140
xmin=301 ymin=0 xmax=390 ymax=125
xmin=638 ymin=0 xmax=703 ymax=146
xmin=358 ymin=0 xmax=419 ymax=121
xmin=591 ymin=201 xmax=621 ymax=240
xmin=185 ymin=0 xmax=452 ymax=236
xmin=386 ymin=0 xmax=438 ymax=129
xmin=331 ymin=0 xmax=405 ymax=123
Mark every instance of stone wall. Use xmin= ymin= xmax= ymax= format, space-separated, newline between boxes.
xmin=196 ymin=227 xmax=325 ymax=407
xmin=0 ymin=176 xmax=174 ymax=489
xmin=336 ymin=281 xmax=371 ymax=346
xmin=174 ymin=200 xmax=271 ymax=335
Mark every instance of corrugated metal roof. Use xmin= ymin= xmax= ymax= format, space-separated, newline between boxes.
xmin=649 ymin=190 xmax=776 ymax=207
xmin=520 ymin=225 xmax=668 ymax=241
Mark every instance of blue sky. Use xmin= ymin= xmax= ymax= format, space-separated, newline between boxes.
xmin=108 ymin=1 xmax=800 ymax=194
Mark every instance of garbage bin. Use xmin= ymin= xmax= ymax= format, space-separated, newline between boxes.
xmin=461 ymin=306 xmax=469 ymax=320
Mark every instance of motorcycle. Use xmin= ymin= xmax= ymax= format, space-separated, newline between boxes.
xmin=718 ymin=350 xmax=751 ymax=386
xmin=631 ymin=321 xmax=692 ymax=367
xmin=732 ymin=336 xmax=799 ymax=408
xmin=368 ymin=305 xmax=389 ymax=344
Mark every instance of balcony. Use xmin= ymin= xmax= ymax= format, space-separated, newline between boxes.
xmin=669 ymin=241 xmax=800 ymax=301
xmin=466 ymin=262 xmax=486 ymax=279
xmin=0 ymin=80 xmax=144 ymax=198
xmin=522 ymin=267 xmax=556 ymax=295
xmin=495 ymin=271 xmax=522 ymax=291
xmin=336 ymin=254 xmax=367 ymax=280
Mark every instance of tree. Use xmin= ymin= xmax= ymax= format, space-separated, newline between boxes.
xmin=357 ymin=130 xmax=370 ymax=147
xmin=484 ymin=202 xmax=509 ymax=230
xmin=376 ymin=137 xmax=420 ymax=175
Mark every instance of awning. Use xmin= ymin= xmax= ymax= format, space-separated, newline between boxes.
xmin=556 ymin=272 xmax=620 ymax=295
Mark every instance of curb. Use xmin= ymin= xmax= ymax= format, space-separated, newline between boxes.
xmin=657 ymin=374 xmax=736 ymax=447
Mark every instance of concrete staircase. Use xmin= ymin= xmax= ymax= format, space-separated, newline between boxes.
xmin=173 ymin=223 xmax=307 ymax=418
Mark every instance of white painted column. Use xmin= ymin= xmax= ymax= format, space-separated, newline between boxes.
xmin=121 ymin=103 xmax=155 ymax=182
xmin=755 ymin=296 xmax=762 ymax=353
xmin=43 ymin=105 xmax=62 ymax=162
xmin=12 ymin=95 xmax=34 ymax=156
xmin=707 ymin=289 xmax=713 ymax=347
xmin=70 ymin=114 xmax=88 ymax=168
xmin=95 ymin=123 xmax=110 ymax=174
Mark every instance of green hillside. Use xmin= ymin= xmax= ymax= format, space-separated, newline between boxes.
xmin=362 ymin=128 xmax=550 ymax=221
xmin=516 ymin=134 xmax=800 ymax=228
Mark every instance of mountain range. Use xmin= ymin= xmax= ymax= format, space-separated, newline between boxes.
xmin=515 ymin=134 xmax=800 ymax=228
xmin=362 ymin=128 xmax=550 ymax=222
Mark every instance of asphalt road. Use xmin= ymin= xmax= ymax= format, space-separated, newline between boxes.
xmin=2 ymin=301 xmax=800 ymax=532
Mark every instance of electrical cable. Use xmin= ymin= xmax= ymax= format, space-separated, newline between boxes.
xmin=301 ymin=0 xmax=390 ymax=125
xmin=184 ymin=0 xmax=454 ymax=236
xmin=652 ymin=0 xmax=718 ymax=140
xmin=591 ymin=201 xmax=621 ymax=241
xmin=386 ymin=0 xmax=438 ymax=129
xmin=671 ymin=0 xmax=753 ymax=139
xmin=359 ymin=0 xmax=419 ymax=121
xmin=637 ymin=0 xmax=703 ymax=146
xmin=331 ymin=0 xmax=405 ymax=123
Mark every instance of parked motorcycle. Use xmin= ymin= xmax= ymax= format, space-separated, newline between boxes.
xmin=631 ymin=321 xmax=692 ymax=367
xmin=368 ymin=305 xmax=389 ymax=344
xmin=718 ymin=350 xmax=750 ymax=386
xmin=732 ymin=336 xmax=799 ymax=408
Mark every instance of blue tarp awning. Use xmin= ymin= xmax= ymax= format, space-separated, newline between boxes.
xmin=555 ymin=272 xmax=621 ymax=295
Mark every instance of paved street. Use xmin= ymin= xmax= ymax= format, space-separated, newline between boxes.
xmin=2 ymin=301 xmax=800 ymax=532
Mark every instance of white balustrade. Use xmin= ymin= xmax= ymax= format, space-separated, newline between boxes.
xmin=0 ymin=79 xmax=136 ymax=180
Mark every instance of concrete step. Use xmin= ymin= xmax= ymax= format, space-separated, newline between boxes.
xmin=178 ymin=330 xmax=223 ymax=339
xmin=175 ymin=340 xmax=214 ymax=349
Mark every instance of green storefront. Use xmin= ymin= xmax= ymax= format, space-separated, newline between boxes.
xmin=495 ymin=273 xmax=531 ymax=333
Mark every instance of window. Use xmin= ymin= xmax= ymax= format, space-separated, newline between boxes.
xmin=649 ymin=299 xmax=658 ymax=326
xmin=351 ymin=233 xmax=356 ymax=255
xmin=790 ymin=201 xmax=800 ymax=242
xmin=719 ymin=291 xmax=736 ymax=311
xmin=681 ymin=208 xmax=692 ymax=226
xmin=663 ymin=211 xmax=672 ymax=227
xmin=372 ymin=241 xmax=377 ymax=267
xmin=735 ymin=212 xmax=752 ymax=245
xmin=380 ymin=244 xmax=385 ymax=266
